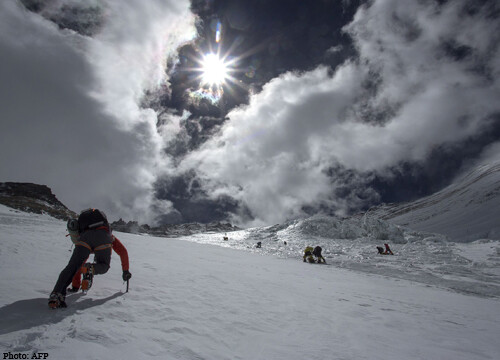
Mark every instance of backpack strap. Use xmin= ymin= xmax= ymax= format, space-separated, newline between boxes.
xmin=88 ymin=221 xmax=106 ymax=229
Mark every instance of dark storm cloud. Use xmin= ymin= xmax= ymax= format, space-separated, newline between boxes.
xmin=154 ymin=170 xmax=248 ymax=224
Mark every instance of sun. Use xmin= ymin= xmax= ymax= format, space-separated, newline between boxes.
xmin=188 ymin=49 xmax=242 ymax=105
xmin=201 ymin=53 xmax=228 ymax=86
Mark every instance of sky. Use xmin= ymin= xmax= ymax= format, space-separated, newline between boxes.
xmin=0 ymin=0 xmax=499 ymax=226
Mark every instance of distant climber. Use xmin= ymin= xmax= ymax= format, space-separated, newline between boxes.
xmin=384 ymin=243 xmax=394 ymax=255
xmin=303 ymin=246 xmax=315 ymax=263
xmin=376 ymin=243 xmax=394 ymax=255
xmin=256 ymin=241 xmax=262 ymax=248
xmin=313 ymin=246 xmax=326 ymax=264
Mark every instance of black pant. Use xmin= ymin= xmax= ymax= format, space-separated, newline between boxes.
xmin=52 ymin=229 xmax=112 ymax=296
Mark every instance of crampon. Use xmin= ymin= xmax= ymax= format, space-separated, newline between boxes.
xmin=48 ymin=292 xmax=67 ymax=309
xmin=81 ymin=263 xmax=94 ymax=291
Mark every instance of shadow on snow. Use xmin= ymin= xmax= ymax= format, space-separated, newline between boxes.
xmin=0 ymin=291 xmax=124 ymax=335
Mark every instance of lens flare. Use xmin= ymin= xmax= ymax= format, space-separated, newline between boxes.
xmin=215 ymin=21 xmax=222 ymax=43
xmin=189 ymin=87 xmax=224 ymax=105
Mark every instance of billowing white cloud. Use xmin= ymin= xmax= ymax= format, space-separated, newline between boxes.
xmin=0 ymin=0 xmax=196 ymax=222
xmin=173 ymin=0 xmax=500 ymax=226
xmin=177 ymin=64 xmax=366 ymax=225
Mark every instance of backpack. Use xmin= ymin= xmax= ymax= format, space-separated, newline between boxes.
xmin=77 ymin=208 xmax=109 ymax=234
xmin=313 ymin=246 xmax=322 ymax=256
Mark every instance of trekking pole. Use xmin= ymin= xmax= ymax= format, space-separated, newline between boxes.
xmin=126 ymin=278 xmax=129 ymax=293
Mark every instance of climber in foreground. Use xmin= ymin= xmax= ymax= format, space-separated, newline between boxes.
xmin=49 ymin=208 xmax=114 ymax=309
xmin=66 ymin=223 xmax=131 ymax=294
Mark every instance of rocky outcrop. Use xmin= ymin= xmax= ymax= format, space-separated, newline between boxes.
xmin=0 ymin=182 xmax=77 ymax=220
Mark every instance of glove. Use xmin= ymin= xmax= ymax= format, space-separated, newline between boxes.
xmin=122 ymin=270 xmax=132 ymax=281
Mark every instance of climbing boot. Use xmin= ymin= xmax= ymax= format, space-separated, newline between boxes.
xmin=81 ymin=263 xmax=94 ymax=291
xmin=48 ymin=292 xmax=67 ymax=309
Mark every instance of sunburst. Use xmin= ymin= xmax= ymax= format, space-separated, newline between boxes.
xmin=201 ymin=53 xmax=228 ymax=86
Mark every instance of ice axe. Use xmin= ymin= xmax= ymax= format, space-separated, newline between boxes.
xmin=123 ymin=270 xmax=131 ymax=292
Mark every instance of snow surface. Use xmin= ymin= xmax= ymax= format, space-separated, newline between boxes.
xmin=1 ymin=204 xmax=500 ymax=360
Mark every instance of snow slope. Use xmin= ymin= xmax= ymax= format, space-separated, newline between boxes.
xmin=1 ymin=205 xmax=500 ymax=360
xmin=193 ymin=215 xmax=500 ymax=299
xmin=369 ymin=160 xmax=500 ymax=242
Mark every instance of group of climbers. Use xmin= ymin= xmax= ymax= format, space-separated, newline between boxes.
xmin=377 ymin=243 xmax=394 ymax=255
xmin=303 ymin=246 xmax=327 ymax=264
xmin=301 ymin=243 xmax=395 ymax=264
xmin=257 ymin=242 xmax=394 ymax=264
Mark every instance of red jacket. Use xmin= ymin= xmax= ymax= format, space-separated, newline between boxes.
xmin=72 ymin=235 xmax=129 ymax=288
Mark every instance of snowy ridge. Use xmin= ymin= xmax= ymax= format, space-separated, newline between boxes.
xmin=368 ymin=160 xmax=500 ymax=242
xmin=0 ymin=205 xmax=500 ymax=359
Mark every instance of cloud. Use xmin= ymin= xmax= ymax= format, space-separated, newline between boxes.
xmin=170 ymin=0 xmax=500 ymax=226
xmin=177 ymin=64 xmax=370 ymax=226
xmin=342 ymin=0 xmax=500 ymax=167
xmin=2 ymin=0 xmax=498 ymax=227
xmin=0 ymin=0 xmax=196 ymax=223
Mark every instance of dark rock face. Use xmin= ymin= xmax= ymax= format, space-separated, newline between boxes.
xmin=0 ymin=182 xmax=77 ymax=220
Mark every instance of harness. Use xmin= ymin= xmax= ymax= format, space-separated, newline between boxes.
xmin=74 ymin=241 xmax=112 ymax=252
xmin=74 ymin=226 xmax=113 ymax=253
